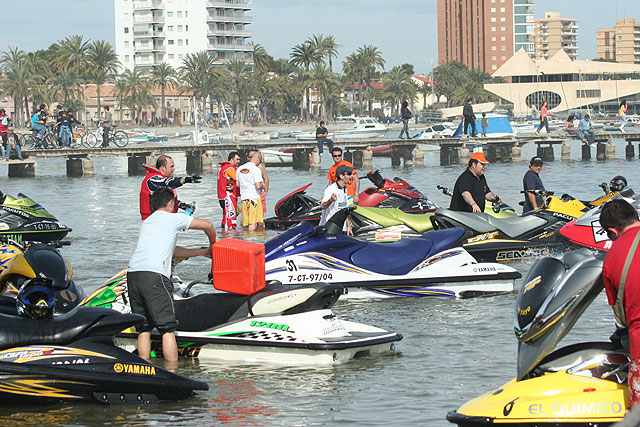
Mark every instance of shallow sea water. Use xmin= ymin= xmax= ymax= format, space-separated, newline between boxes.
xmin=0 ymin=138 xmax=635 ymax=425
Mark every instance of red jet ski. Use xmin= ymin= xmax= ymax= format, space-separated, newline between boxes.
xmin=264 ymin=170 xmax=437 ymax=230
xmin=558 ymin=189 xmax=637 ymax=252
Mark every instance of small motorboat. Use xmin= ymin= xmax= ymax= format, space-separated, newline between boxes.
xmin=261 ymin=149 xmax=293 ymax=167
xmin=447 ymin=249 xmax=628 ymax=426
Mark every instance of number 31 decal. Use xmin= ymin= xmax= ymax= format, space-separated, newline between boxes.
xmin=286 ymin=259 xmax=297 ymax=271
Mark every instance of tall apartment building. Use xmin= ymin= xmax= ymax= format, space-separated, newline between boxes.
xmin=597 ymin=19 xmax=640 ymax=64
xmin=437 ymin=0 xmax=534 ymax=73
xmin=114 ymin=0 xmax=253 ymax=71
xmin=534 ymin=12 xmax=578 ymax=60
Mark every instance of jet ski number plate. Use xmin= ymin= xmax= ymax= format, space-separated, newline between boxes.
xmin=287 ymin=273 xmax=333 ymax=283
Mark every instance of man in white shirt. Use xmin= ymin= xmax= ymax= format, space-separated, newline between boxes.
xmin=128 ymin=189 xmax=216 ymax=363
xmin=237 ymin=151 xmax=265 ymax=231
xmin=320 ymin=164 xmax=354 ymax=236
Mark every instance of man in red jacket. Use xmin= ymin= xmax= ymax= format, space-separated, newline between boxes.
xmin=601 ymin=199 xmax=640 ymax=407
xmin=139 ymin=155 xmax=201 ymax=220
xmin=217 ymin=151 xmax=241 ymax=229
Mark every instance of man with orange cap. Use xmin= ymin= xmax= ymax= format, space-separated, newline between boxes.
xmin=450 ymin=151 xmax=501 ymax=213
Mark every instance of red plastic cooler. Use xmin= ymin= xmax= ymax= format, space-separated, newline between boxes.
xmin=212 ymin=239 xmax=266 ymax=295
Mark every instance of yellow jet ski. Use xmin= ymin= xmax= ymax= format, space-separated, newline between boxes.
xmin=447 ymin=249 xmax=629 ymax=426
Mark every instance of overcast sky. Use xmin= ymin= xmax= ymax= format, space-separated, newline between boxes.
xmin=2 ymin=0 xmax=638 ymax=74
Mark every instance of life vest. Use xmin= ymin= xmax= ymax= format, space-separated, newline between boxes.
xmin=140 ymin=164 xmax=178 ymax=220
xmin=217 ymin=162 xmax=239 ymax=199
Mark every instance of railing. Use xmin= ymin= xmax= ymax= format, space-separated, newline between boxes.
xmin=207 ymin=42 xmax=253 ymax=52
xmin=206 ymin=14 xmax=253 ymax=23
xmin=207 ymin=29 xmax=252 ymax=37
xmin=133 ymin=0 xmax=164 ymax=9
xmin=206 ymin=0 xmax=252 ymax=8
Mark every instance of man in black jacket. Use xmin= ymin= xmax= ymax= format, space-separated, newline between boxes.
xmin=463 ymin=98 xmax=476 ymax=137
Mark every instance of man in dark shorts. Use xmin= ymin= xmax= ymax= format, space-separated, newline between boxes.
xmin=450 ymin=151 xmax=500 ymax=213
xmin=522 ymin=156 xmax=545 ymax=213
xmin=127 ymin=189 xmax=216 ymax=362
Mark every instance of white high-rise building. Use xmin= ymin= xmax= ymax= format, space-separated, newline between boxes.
xmin=114 ymin=0 xmax=253 ymax=71
xmin=513 ymin=0 xmax=535 ymax=57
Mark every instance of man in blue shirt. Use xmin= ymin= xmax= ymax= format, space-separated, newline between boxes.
xmin=579 ymin=114 xmax=596 ymax=145
xmin=522 ymin=156 xmax=545 ymax=213
xmin=31 ymin=104 xmax=47 ymax=138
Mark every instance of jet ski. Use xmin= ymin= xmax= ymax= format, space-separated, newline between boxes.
xmin=0 ymin=192 xmax=71 ymax=242
xmin=429 ymin=189 xmax=593 ymax=263
xmin=82 ymin=272 xmax=402 ymax=365
xmin=264 ymin=209 xmax=520 ymax=298
xmin=559 ymin=189 xmax=638 ymax=252
xmin=0 ymin=290 xmax=207 ymax=404
xmin=264 ymin=170 xmax=436 ymax=230
xmin=447 ymin=249 xmax=628 ymax=426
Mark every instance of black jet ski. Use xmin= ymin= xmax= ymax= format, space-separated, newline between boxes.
xmin=429 ymin=190 xmax=583 ymax=262
xmin=447 ymin=249 xmax=628 ymax=426
xmin=0 ymin=192 xmax=71 ymax=242
xmin=82 ymin=274 xmax=403 ymax=364
xmin=0 ymin=290 xmax=207 ymax=404
xmin=264 ymin=170 xmax=436 ymax=230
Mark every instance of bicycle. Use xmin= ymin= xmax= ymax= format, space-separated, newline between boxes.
xmin=89 ymin=125 xmax=129 ymax=148
xmin=23 ymin=127 xmax=59 ymax=150
xmin=70 ymin=126 xmax=98 ymax=148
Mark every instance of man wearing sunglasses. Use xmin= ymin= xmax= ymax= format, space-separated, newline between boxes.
xmin=601 ymin=198 xmax=640 ymax=407
xmin=327 ymin=147 xmax=360 ymax=204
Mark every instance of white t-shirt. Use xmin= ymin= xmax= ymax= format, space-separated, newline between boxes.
xmin=128 ymin=210 xmax=194 ymax=278
xmin=319 ymin=182 xmax=349 ymax=229
xmin=237 ymin=162 xmax=264 ymax=201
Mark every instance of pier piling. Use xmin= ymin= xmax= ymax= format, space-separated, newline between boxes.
xmin=311 ymin=150 xmax=321 ymax=169
xmin=362 ymin=149 xmax=373 ymax=169
xmin=542 ymin=146 xmax=554 ymax=162
xmin=353 ymin=150 xmax=364 ymax=169
xmin=511 ymin=144 xmax=521 ymax=162
xmin=66 ymin=156 xmax=94 ymax=177
xmin=596 ymin=143 xmax=606 ymax=161
xmin=186 ymin=151 xmax=203 ymax=175
xmin=128 ymin=152 xmax=153 ymax=176
xmin=8 ymin=161 xmax=36 ymax=178
xmin=414 ymin=150 xmax=424 ymax=166
xmin=581 ymin=144 xmax=591 ymax=160
xmin=391 ymin=150 xmax=401 ymax=166
xmin=626 ymin=142 xmax=635 ymax=159
xmin=292 ymin=149 xmax=310 ymax=171
xmin=561 ymin=143 xmax=571 ymax=161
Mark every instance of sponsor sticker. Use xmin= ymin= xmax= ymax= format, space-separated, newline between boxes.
xmin=374 ymin=231 xmax=402 ymax=241
xmin=591 ymin=220 xmax=610 ymax=243
xmin=113 ymin=363 xmax=156 ymax=376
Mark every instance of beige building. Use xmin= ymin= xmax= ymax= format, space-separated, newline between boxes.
xmin=437 ymin=0 xmax=534 ymax=73
xmin=597 ymin=19 xmax=640 ymax=64
xmin=484 ymin=48 xmax=640 ymax=117
xmin=534 ymin=11 xmax=578 ymax=60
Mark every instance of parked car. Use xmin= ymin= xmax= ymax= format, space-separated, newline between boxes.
xmin=378 ymin=116 xmax=400 ymax=124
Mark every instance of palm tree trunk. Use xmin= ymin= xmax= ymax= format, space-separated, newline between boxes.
xmin=367 ymin=72 xmax=372 ymax=116
xmin=161 ymin=85 xmax=166 ymax=127
xmin=96 ymin=85 xmax=102 ymax=118
xmin=24 ymin=96 xmax=30 ymax=126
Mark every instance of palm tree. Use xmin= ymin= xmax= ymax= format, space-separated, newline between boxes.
xmin=150 ymin=63 xmax=177 ymax=126
xmin=49 ymin=66 xmax=82 ymax=106
xmin=54 ymin=35 xmax=90 ymax=76
xmin=225 ymin=59 xmax=250 ymax=123
xmin=120 ymin=68 xmax=153 ymax=124
xmin=250 ymin=42 xmax=271 ymax=74
xmin=113 ymin=76 xmax=129 ymax=123
xmin=0 ymin=46 xmax=26 ymax=72
xmin=271 ymin=57 xmax=296 ymax=77
xmin=179 ymin=51 xmax=217 ymax=111
xmin=358 ymin=45 xmax=386 ymax=116
xmin=383 ymin=66 xmax=417 ymax=116
xmin=86 ymin=40 xmax=119 ymax=118
xmin=0 ymin=62 xmax=31 ymax=125
xmin=290 ymin=42 xmax=320 ymax=120
xmin=343 ymin=52 xmax=366 ymax=115
xmin=321 ymin=35 xmax=341 ymax=72
xmin=87 ymin=68 xmax=109 ymax=116
xmin=308 ymin=64 xmax=340 ymax=120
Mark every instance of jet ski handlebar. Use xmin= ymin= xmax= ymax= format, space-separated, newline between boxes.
xmin=437 ymin=185 xmax=454 ymax=197
xmin=521 ymin=190 xmax=554 ymax=196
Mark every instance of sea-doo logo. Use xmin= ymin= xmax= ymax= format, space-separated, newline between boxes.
xmin=467 ymin=231 xmax=499 ymax=244
xmin=496 ymin=248 xmax=551 ymax=261
xmin=113 ymin=363 xmax=156 ymax=376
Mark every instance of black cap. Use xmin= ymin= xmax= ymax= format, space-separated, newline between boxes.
xmin=336 ymin=164 xmax=355 ymax=176
xmin=530 ymin=156 xmax=543 ymax=166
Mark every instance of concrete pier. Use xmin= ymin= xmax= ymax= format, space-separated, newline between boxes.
xmin=353 ymin=150 xmax=364 ymax=168
xmin=186 ymin=151 xmax=203 ymax=175
xmin=511 ymin=145 xmax=521 ymax=162
xmin=292 ymin=149 xmax=310 ymax=171
xmin=596 ymin=143 xmax=606 ymax=161
xmin=8 ymin=160 xmax=36 ymax=177
xmin=391 ymin=150 xmax=401 ymax=166
xmin=413 ymin=149 xmax=424 ymax=166
xmin=626 ymin=142 xmax=635 ymax=159
xmin=581 ymin=144 xmax=591 ymax=160
xmin=66 ymin=156 xmax=94 ymax=177
xmin=310 ymin=150 xmax=321 ymax=169
xmin=606 ymin=142 xmax=615 ymax=160
xmin=402 ymin=148 xmax=413 ymax=167
xmin=128 ymin=152 xmax=154 ymax=176
xmin=362 ymin=149 xmax=373 ymax=169
xmin=201 ymin=151 xmax=214 ymax=174
xmin=560 ymin=143 xmax=571 ymax=161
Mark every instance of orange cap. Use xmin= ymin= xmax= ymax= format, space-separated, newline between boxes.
xmin=470 ymin=151 xmax=489 ymax=164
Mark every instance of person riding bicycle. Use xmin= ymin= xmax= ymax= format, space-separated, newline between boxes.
xmin=100 ymin=106 xmax=112 ymax=148
xmin=31 ymin=104 xmax=48 ymax=139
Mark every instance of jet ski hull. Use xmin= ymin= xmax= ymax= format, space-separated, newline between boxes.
xmin=447 ymin=347 xmax=627 ymax=426
xmin=116 ymin=310 xmax=402 ymax=365
xmin=265 ymin=249 xmax=519 ymax=298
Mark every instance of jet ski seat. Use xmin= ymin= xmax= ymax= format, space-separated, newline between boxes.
xmin=433 ymin=208 xmax=496 ymax=233
xmin=484 ymin=214 xmax=548 ymax=238
xmin=421 ymin=228 xmax=465 ymax=254
xmin=355 ymin=206 xmax=434 ymax=233
xmin=350 ymin=238 xmax=436 ymax=275
xmin=0 ymin=307 xmax=143 ymax=350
